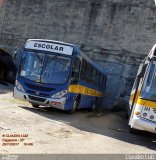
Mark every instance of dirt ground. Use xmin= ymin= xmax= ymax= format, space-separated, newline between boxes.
xmin=0 ymin=84 xmax=155 ymax=154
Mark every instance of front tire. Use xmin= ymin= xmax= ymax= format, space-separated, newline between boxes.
xmin=31 ymin=103 xmax=40 ymax=108
xmin=68 ymin=99 xmax=80 ymax=114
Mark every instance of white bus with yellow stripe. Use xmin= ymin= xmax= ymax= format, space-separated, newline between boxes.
xmin=129 ymin=44 xmax=156 ymax=133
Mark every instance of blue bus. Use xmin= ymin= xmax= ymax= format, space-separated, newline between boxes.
xmin=14 ymin=39 xmax=107 ymax=113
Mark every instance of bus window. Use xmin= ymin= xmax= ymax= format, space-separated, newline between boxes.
xmin=72 ymin=57 xmax=81 ymax=79
xmin=100 ymin=74 xmax=103 ymax=86
xmin=146 ymin=64 xmax=155 ymax=87
xmin=42 ymin=55 xmax=71 ymax=84
xmin=91 ymin=69 xmax=96 ymax=85
xmin=86 ymin=63 xmax=92 ymax=82
xmin=103 ymin=76 xmax=106 ymax=89
xmin=20 ymin=52 xmax=71 ymax=84
xmin=20 ymin=52 xmax=44 ymax=80
xmin=96 ymin=71 xmax=100 ymax=87
xmin=80 ymin=59 xmax=87 ymax=81
xmin=141 ymin=63 xmax=156 ymax=101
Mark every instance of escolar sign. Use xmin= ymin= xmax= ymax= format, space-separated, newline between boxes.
xmin=25 ymin=40 xmax=73 ymax=55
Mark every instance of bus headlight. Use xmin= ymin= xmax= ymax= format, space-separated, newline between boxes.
xmin=51 ymin=90 xmax=67 ymax=99
xmin=134 ymin=111 xmax=141 ymax=116
xmin=15 ymin=80 xmax=25 ymax=92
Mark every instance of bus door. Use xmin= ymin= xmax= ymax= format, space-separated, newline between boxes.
xmin=129 ymin=63 xmax=147 ymax=123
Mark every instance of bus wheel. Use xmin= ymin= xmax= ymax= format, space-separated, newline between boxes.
xmin=68 ymin=99 xmax=79 ymax=114
xmin=31 ymin=103 xmax=39 ymax=108
xmin=90 ymin=102 xmax=96 ymax=112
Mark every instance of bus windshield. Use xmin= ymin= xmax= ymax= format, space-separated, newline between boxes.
xmin=141 ymin=60 xmax=156 ymax=101
xmin=20 ymin=51 xmax=71 ymax=84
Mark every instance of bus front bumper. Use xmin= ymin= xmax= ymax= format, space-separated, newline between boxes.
xmin=14 ymin=87 xmax=66 ymax=110
xmin=131 ymin=115 xmax=156 ymax=134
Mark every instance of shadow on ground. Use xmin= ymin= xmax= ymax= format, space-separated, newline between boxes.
xmin=0 ymin=84 xmax=14 ymax=94
xmin=19 ymin=105 xmax=156 ymax=151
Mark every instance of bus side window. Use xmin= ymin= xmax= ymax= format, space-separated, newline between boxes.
xmin=96 ymin=71 xmax=100 ymax=87
xmin=91 ymin=69 xmax=96 ymax=85
xmin=86 ymin=63 xmax=92 ymax=82
xmin=131 ymin=64 xmax=148 ymax=93
xmin=103 ymin=76 xmax=107 ymax=89
xmin=72 ymin=57 xmax=81 ymax=79
xmin=100 ymin=74 xmax=103 ymax=86
xmin=80 ymin=59 xmax=87 ymax=81
xmin=146 ymin=64 xmax=155 ymax=87
xmin=19 ymin=52 xmax=26 ymax=73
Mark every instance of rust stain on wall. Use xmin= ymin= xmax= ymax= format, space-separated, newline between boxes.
xmin=0 ymin=0 xmax=4 ymax=11
xmin=0 ymin=0 xmax=4 ymax=6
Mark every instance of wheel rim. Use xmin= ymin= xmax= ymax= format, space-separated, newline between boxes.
xmin=73 ymin=101 xmax=77 ymax=110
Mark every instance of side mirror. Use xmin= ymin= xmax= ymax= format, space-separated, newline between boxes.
xmin=12 ymin=51 xmax=17 ymax=60
xmin=12 ymin=46 xmax=19 ymax=60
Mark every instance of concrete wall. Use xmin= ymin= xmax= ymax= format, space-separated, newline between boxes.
xmin=0 ymin=0 xmax=155 ymax=109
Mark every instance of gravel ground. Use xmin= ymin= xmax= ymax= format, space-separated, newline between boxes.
xmin=0 ymin=84 xmax=155 ymax=154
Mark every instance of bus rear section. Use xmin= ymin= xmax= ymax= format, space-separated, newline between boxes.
xmin=14 ymin=39 xmax=106 ymax=112
xmin=128 ymin=45 xmax=156 ymax=134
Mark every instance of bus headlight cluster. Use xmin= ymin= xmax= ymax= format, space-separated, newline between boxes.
xmin=15 ymin=80 xmax=25 ymax=92
xmin=51 ymin=90 xmax=67 ymax=99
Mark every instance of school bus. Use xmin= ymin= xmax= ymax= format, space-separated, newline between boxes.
xmin=129 ymin=44 xmax=156 ymax=133
xmin=14 ymin=39 xmax=107 ymax=113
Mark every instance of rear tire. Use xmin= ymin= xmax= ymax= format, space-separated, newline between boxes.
xmin=31 ymin=103 xmax=39 ymax=108
xmin=89 ymin=101 xmax=96 ymax=112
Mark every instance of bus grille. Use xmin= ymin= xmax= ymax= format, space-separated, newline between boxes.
xmin=24 ymin=83 xmax=55 ymax=92
xmin=28 ymin=95 xmax=46 ymax=102
xmin=27 ymin=90 xmax=49 ymax=97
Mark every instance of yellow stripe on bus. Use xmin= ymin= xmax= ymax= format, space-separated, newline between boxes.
xmin=130 ymin=91 xmax=156 ymax=109
xmin=68 ymin=84 xmax=103 ymax=97
xmin=129 ymin=91 xmax=140 ymax=103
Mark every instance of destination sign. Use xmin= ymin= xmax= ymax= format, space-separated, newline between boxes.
xmin=25 ymin=40 xmax=73 ymax=55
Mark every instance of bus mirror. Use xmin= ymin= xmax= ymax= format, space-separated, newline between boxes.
xmin=12 ymin=51 xmax=17 ymax=60
xmin=137 ymin=64 xmax=147 ymax=78
xmin=12 ymin=46 xmax=18 ymax=60
xmin=70 ymin=77 xmax=78 ymax=84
